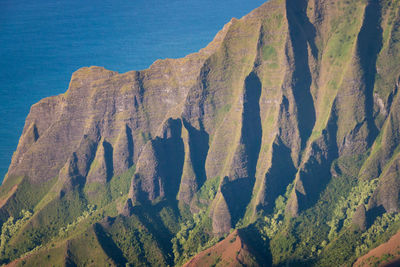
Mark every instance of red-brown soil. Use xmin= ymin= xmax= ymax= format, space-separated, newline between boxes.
xmin=354 ymin=231 xmax=400 ymax=267
xmin=183 ymin=229 xmax=265 ymax=267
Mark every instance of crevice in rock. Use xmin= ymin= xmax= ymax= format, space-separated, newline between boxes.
xmin=102 ymin=140 xmax=114 ymax=182
xmin=130 ymin=118 xmax=185 ymax=202
xmin=67 ymin=135 xmax=99 ymax=190
xmin=257 ymin=137 xmax=296 ymax=213
xmin=182 ymin=119 xmax=209 ymax=193
xmin=287 ymin=104 xmax=339 ymax=216
xmin=357 ymin=0 xmax=383 ymax=147
xmin=285 ymin=0 xmax=317 ymax=150
xmin=222 ymin=71 xmax=263 ymax=226
xmin=182 ymin=59 xmax=211 ymax=127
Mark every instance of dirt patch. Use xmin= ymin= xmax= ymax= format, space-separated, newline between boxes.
xmin=182 ymin=229 xmax=259 ymax=267
xmin=354 ymin=231 xmax=400 ymax=267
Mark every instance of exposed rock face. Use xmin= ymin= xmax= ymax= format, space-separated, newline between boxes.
xmin=353 ymin=204 xmax=367 ymax=231
xmin=113 ymin=124 xmax=134 ymax=176
xmin=58 ymin=135 xmax=99 ymax=191
xmin=368 ymin=156 xmax=400 ymax=213
xmin=211 ymin=179 xmax=233 ymax=235
xmin=129 ymin=118 xmax=184 ymax=201
xmin=86 ymin=139 xmax=114 ymax=184
xmin=2 ymin=1 xmax=400 ymax=264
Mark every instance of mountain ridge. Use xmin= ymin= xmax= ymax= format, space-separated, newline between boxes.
xmin=1 ymin=0 xmax=400 ymax=266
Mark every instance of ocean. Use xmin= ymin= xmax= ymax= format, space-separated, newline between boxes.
xmin=0 ymin=0 xmax=266 ymax=181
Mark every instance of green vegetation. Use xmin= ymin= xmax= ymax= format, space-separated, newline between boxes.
xmin=2 ymin=0 xmax=400 ymax=266
xmin=260 ymin=196 xmax=285 ymax=238
xmin=327 ymin=178 xmax=379 ymax=240
xmin=196 ymin=177 xmax=220 ymax=204
xmin=0 ymin=210 xmax=32 ymax=256
xmin=104 ymin=215 xmax=168 ymax=266
xmin=317 ymin=226 xmax=362 ymax=266
xmin=260 ymin=183 xmax=293 ymax=240
xmin=266 ymin=154 xmax=371 ymax=266
xmin=326 ymin=0 xmax=363 ymax=64
xmin=355 ymin=212 xmax=400 ymax=257
xmin=0 ymin=176 xmax=23 ymax=203
xmin=58 ymin=204 xmax=96 ymax=237
xmin=262 ymin=45 xmax=277 ymax=61
xmin=85 ymin=165 xmax=135 ymax=207
xmin=210 ymin=256 xmax=222 ymax=267
xmin=0 ymin=190 xmax=87 ymax=263
xmin=172 ymin=211 xmax=219 ymax=265
xmin=110 ymin=166 xmax=135 ymax=199
xmin=0 ymin=176 xmax=57 ymax=222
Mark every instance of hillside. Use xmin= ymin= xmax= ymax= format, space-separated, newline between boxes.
xmin=182 ymin=229 xmax=269 ymax=267
xmin=354 ymin=230 xmax=400 ymax=267
xmin=1 ymin=0 xmax=400 ymax=266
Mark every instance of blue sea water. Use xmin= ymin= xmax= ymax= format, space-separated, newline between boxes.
xmin=0 ymin=0 xmax=267 ymax=181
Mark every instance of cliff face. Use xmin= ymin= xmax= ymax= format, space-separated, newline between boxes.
xmin=1 ymin=0 xmax=400 ymax=266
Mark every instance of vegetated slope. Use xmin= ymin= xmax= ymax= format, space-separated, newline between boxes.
xmin=1 ymin=0 xmax=400 ymax=266
xmin=354 ymin=230 xmax=400 ymax=267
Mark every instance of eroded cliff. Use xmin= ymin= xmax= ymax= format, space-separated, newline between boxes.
xmin=1 ymin=0 xmax=400 ymax=266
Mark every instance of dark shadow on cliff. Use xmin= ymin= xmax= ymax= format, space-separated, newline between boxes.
xmin=103 ymin=140 xmax=114 ymax=182
xmin=239 ymin=224 xmax=273 ymax=267
xmin=297 ymin=108 xmax=339 ymax=212
xmin=286 ymin=0 xmax=317 ymax=150
xmin=125 ymin=125 xmax=134 ymax=167
xmin=182 ymin=119 xmax=209 ymax=190
xmin=259 ymin=138 xmax=297 ymax=213
xmin=224 ymin=72 xmax=262 ymax=226
xmin=357 ymin=0 xmax=382 ymax=145
xmin=131 ymin=200 xmax=179 ymax=266
xmin=366 ymin=205 xmax=386 ymax=228
xmin=158 ymin=118 xmax=185 ymax=199
xmin=135 ymin=118 xmax=185 ymax=201
xmin=94 ymin=223 xmax=128 ymax=266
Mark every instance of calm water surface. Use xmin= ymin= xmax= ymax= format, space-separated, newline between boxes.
xmin=0 ymin=0 xmax=266 ymax=181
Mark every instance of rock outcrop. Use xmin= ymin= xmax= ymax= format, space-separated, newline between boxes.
xmin=4 ymin=0 xmax=400 ymax=233
xmin=2 ymin=0 xmax=400 ymax=265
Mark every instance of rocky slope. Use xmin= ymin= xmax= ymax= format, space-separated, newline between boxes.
xmin=1 ymin=0 xmax=400 ymax=266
